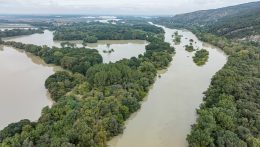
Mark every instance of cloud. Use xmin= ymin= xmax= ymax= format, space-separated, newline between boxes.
xmin=0 ymin=0 xmax=258 ymax=15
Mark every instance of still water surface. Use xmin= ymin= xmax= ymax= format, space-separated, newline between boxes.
xmin=4 ymin=30 xmax=147 ymax=63
xmin=108 ymin=24 xmax=227 ymax=147
xmin=0 ymin=46 xmax=54 ymax=129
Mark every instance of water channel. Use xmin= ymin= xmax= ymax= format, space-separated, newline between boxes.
xmin=108 ymin=24 xmax=227 ymax=147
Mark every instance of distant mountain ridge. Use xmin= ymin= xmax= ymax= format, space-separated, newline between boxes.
xmin=155 ymin=1 xmax=260 ymax=40
xmin=173 ymin=1 xmax=260 ymax=24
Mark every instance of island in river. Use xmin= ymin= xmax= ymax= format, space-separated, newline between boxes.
xmin=108 ymin=24 xmax=227 ymax=147
xmin=0 ymin=45 xmax=54 ymax=129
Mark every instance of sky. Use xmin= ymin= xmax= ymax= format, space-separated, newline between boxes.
xmin=0 ymin=0 xmax=259 ymax=15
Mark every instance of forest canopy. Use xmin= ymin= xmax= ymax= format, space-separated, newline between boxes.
xmin=53 ymin=22 xmax=164 ymax=43
xmin=0 ymin=22 xmax=175 ymax=147
xmin=153 ymin=4 xmax=260 ymax=146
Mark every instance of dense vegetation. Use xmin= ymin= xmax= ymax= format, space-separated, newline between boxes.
xmin=53 ymin=22 xmax=164 ymax=43
xmin=2 ymin=41 xmax=102 ymax=75
xmin=153 ymin=2 xmax=260 ymax=146
xmin=0 ymin=24 xmax=175 ymax=146
xmin=185 ymin=44 xmax=195 ymax=52
xmin=153 ymin=1 xmax=260 ymax=40
xmin=0 ymin=29 xmax=43 ymax=38
xmin=187 ymin=33 xmax=260 ymax=147
xmin=83 ymin=36 xmax=98 ymax=43
xmin=192 ymin=49 xmax=209 ymax=66
xmin=173 ymin=31 xmax=182 ymax=44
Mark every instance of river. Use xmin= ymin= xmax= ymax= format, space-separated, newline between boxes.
xmin=108 ymin=24 xmax=227 ymax=147
xmin=0 ymin=30 xmax=147 ymax=129
xmin=0 ymin=24 xmax=227 ymax=145
xmin=4 ymin=30 xmax=147 ymax=63
xmin=0 ymin=45 xmax=54 ymax=129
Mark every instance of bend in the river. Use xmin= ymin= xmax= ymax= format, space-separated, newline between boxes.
xmin=108 ymin=24 xmax=227 ymax=147
xmin=3 ymin=30 xmax=148 ymax=63
xmin=0 ymin=29 xmax=148 ymax=129
xmin=0 ymin=24 xmax=227 ymax=146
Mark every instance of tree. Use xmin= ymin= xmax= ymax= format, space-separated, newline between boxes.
xmin=0 ymin=38 xmax=3 ymax=44
xmin=193 ymin=49 xmax=209 ymax=66
xmin=83 ymin=35 xmax=98 ymax=43
xmin=0 ymin=20 xmax=175 ymax=147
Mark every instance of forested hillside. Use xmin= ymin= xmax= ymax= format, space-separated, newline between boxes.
xmin=153 ymin=2 xmax=260 ymax=147
xmin=154 ymin=1 xmax=260 ymax=40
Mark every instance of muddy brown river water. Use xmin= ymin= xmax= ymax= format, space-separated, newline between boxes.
xmin=0 ymin=46 xmax=54 ymax=129
xmin=0 ymin=30 xmax=147 ymax=129
xmin=0 ymin=24 xmax=227 ymax=147
xmin=108 ymin=24 xmax=227 ymax=147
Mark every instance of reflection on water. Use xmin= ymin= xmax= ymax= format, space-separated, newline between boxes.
xmin=4 ymin=30 xmax=147 ymax=63
xmin=3 ymin=30 xmax=58 ymax=47
xmin=108 ymin=24 xmax=227 ymax=147
xmin=0 ymin=46 xmax=54 ymax=129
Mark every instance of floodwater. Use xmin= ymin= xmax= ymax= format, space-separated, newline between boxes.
xmin=0 ymin=23 xmax=35 ymax=31
xmin=0 ymin=45 xmax=54 ymax=129
xmin=0 ymin=24 xmax=227 ymax=145
xmin=86 ymin=40 xmax=147 ymax=63
xmin=108 ymin=24 xmax=227 ymax=147
xmin=0 ymin=29 xmax=147 ymax=129
xmin=4 ymin=30 xmax=147 ymax=63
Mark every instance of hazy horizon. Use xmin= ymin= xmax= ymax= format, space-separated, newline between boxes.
xmin=0 ymin=0 xmax=259 ymax=16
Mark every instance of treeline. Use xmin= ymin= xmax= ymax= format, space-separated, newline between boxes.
xmin=173 ymin=31 xmax=182 ymax=44
xmin=152 ymin=1 xmax=260 ymax=40
xmin=0 ymin=25 xmax=175 ymax=146
xmin=192 ymin=49 xmax=209 ymax=66
xmin=0 ymin=29 xmax=43 ymax=38
xmin=187 ymin=32 xmax=260 ymax=147
xmin=185 ymin=44 xmax=195 ymax=52
xmin=2 ymin=41 xmax=102 ymax=75
xmin=153 ymin=17 xmax=260 ymax=146
xmin=53 ymin=22 xmax=164 ymax=43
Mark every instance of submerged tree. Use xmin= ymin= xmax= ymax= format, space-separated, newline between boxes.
xmin=192 ymin=49 xmax=209 ymax=66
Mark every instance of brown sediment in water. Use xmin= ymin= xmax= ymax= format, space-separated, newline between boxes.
xmin=108 ymin=24 xmax=227 ymax=147
xmin=0 ymin=46 xmax=54 ymax=129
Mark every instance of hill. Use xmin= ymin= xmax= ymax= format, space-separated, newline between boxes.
xmin=154 ymin=1 xmax=260 ymax=40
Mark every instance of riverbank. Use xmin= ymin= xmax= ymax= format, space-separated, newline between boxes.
xmin=0 ymin=46 xmax=55 ymax=129
xmin=0 ymin=22 xmax=176 ymax=146
xmin=108 ymin=24 xmax=227 ymax=147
